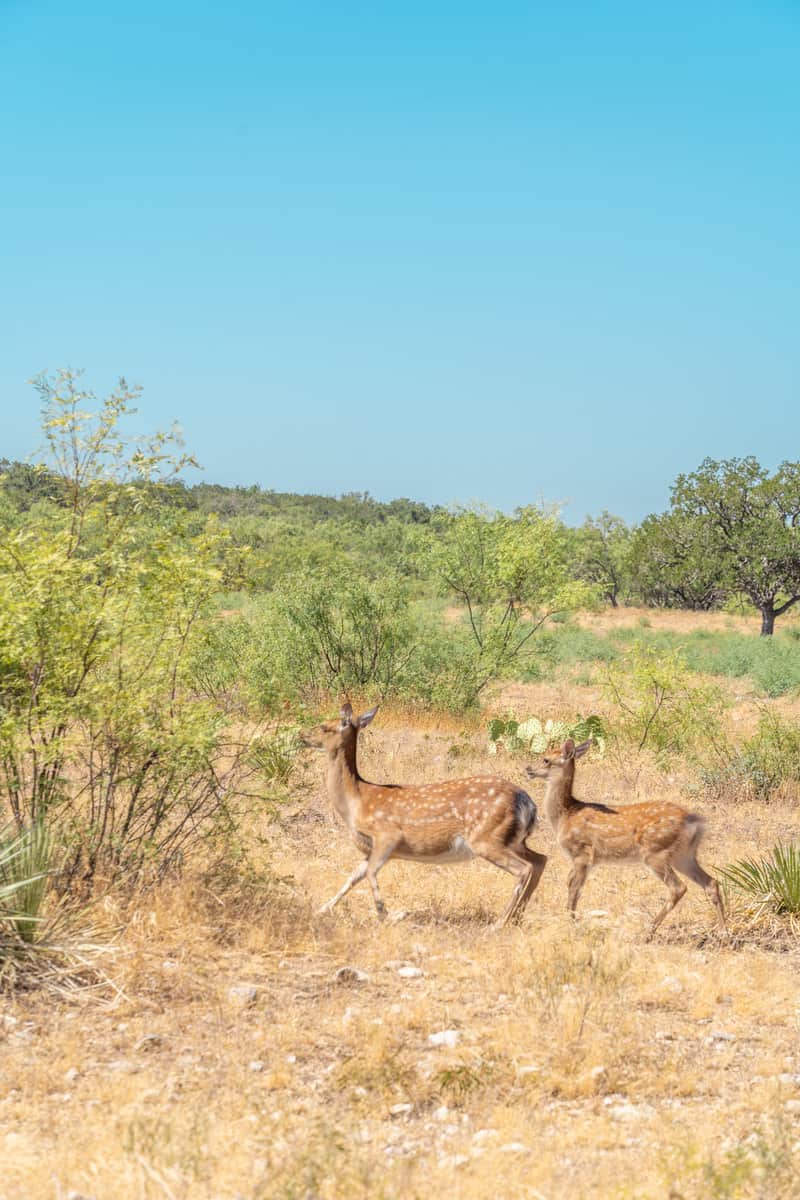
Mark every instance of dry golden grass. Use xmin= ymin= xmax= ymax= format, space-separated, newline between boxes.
xmin=2 ymin=687 xmax=800 ymax=1199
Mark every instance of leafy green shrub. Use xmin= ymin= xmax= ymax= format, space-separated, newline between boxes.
xmin=0 ymin=371 xmax=263 ymax=888
xmin=720 ymin=843 xmax=800 ymax=916
xmin=699 ymin=710 xmax=800 ymax=803
xmin=253 ymin=568 xmax=415 ymax=706
xmin=426 ymin=506 xmax=598 ymax=705
xmin=749 ymin=640 xmax=800 ymax=697
xmin=602 ymin=644 xmax=728 ymax=763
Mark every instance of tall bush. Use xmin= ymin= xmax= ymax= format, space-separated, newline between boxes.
xmin=427 ymin=506 xmax=596 ymax=705
xmin=602 ymin=644 xmax=728 ymax=764
xmin=254 ymin=567 xmax=416 ymax=706
xmin=0 ymin=370 xmax=259 ymax=886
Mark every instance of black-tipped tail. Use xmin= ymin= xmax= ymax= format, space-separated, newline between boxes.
xmin=513 ymin=789 xmax=538 ymax=842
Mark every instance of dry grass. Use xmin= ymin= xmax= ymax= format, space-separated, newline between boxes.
xmin=2 ymin=698 xmax=800 ymax=1199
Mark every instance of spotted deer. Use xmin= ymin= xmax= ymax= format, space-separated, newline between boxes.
xmin=526 ymin=739 xmax=726 ymax=938
xmin=302 ymin=703 xmax=547 ymax=927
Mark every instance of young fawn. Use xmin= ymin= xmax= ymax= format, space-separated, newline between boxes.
xmin=302 ymin=703 xmax=547 ymax=927
xmin=526 ymin=738 xmax=726 ymax=938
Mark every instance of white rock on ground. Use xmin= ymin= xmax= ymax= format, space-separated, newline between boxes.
xmin=428 ymin=1029 xmax=460 ymax=1048
xmin=228 ymin=985 xmax=258 ymax=1008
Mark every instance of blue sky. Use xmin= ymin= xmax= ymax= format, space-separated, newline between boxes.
xmin=1 ymin=1 xmax=797 ymax=521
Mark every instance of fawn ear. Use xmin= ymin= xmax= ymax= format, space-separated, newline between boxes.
xmin=358 ymin=706 xmax=379 ymax=729
xmin=573 ymin=737 xmax=592 ymax=759
xmin=340 ymin=702 xmax=354 ymax=727
xmin=562 ymin=738 xmax=576 ymax=760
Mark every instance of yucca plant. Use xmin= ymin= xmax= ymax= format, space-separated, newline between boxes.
xmin=250 ymin=727 xmax=302 ymax=786
xmin=0 ymin=822 xmax=117 ymax=999
xmin=0 ymin=821 xmax=53 ymax=946
xmin=720 ymin=843 xmax=800 ymax=919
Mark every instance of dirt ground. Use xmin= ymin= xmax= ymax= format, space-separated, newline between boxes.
xmin=2 ymin=677 xmax=799 ymax=1200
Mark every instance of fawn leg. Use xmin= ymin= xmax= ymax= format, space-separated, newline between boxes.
xmin=319 ymin=860 xmax=368 ymax=914
xmin=506 ymin=847 xmax=548 ymax=925
xmin=676 ymin=855 xmax=727 ymax=933
xmin=646 ymin=861 xmax=687 ymax=939
xmin=364 ymin=836 xmax=401 ymax=919
xmin=473 ymin=841 xmax=532 ymax=930
xmin=566 ymin=856 xmax=591 ymax=918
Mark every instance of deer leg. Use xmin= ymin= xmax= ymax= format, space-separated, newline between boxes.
xmin=505 ymin=848 xmax=548 ymax=926
xmin=675 ymin=856 xmax=727 ymax=933
xmin=473 ymin=842 xmax=541 ymax=930
xmin=319 ymin=860 xmax=368 ymax=914
xmin=567 ymin=857 xmax=591 ymax=918
xmin=646 ymin=862 xmax=687 ymax=940
xmin=365 ymin=836 xmax=401 ymax=920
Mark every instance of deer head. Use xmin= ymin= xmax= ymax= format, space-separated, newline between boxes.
xmin=526 ymin=737 xmax=592 ymax=782
xmin=301 ymin=702 xmax=379 ymax=754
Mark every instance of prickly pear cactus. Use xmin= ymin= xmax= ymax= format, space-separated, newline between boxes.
xmin=487 ymin=712 xmax=606 ymax=758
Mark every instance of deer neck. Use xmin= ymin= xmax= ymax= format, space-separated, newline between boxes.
xmin=326 ymin=737 xmax=362 ymax=826
xmin=544 ymin=765 xmax=575 ymax=828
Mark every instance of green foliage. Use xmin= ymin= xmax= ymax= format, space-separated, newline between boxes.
xmin=254 ymin=568 xmax=416 ymax=705
xmin=427 ymin=506 xmax=597 ymax=704
xmin=604 ymin=627 xmax=800 ymax=697
xmin=249 ymin=728 xmax=302 ymax=787
xmin=721 ymin=844 xmax=800 ymax=916
xmin=571 ymin=512 xmax=633 ymax=607
xmin=537 ymin=624 xmax=620 ymax=669
xmin=630 ymin=510 xmax=726 ymax=610
xmin=0 ymin=821 xmax=52 ymax=944
xmin=602 ymin=644 xmax=728 ymax=763
xmin=699 ymin=710 xmax=800 ymax=803
xmin=0 ymin=370 xmax=261 ymax=887
xmin=670 ymin=456 xmax=800 ymax=634
xmin=665 ymin=1118 xmax=800 ymax=1200
xmin=488 ymin=713 xmax=607 ymax=756
xmin=435 ymin=1059 xmax=497 ymax=1102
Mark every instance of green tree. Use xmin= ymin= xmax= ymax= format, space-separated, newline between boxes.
xmin=572 ymin=512 xmax=632 ymax=607
xmin=428 ymin=506 xmax=595 ymax=701
xmin=670 ymin=457 xmax=800 ymax=635
xmin=630 ymin=511 xmax=726 ymax=610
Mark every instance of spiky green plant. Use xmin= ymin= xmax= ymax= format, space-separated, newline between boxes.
xmin=0 ymin=822 xmax=53 ymax=945
xmin=250 ymin=727 xmax=302 ymax=786
xmin=487 ymin=713 xmax=606 ymax=757
xmin=720 ymin=843 xmax=800 ymax=917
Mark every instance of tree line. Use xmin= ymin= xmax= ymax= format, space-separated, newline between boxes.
xmin=5 ymin=447 xmax=799 ymax=636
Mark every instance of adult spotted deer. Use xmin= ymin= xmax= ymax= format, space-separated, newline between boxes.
xmin=302 ymin=703 xmax=547 ymax=927
xmin=526 ymin=739 xmax=726 ymax=938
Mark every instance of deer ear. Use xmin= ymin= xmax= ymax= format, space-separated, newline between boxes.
xmin=573 ymin=737 xmax=592 ymax=759
xmin=358 ymin=706 xmax=379 ymax=729
xmin=562 ymin=738 xmax=576 ymax=760
xmin=340 ymin=702 xmax=354 ymax=727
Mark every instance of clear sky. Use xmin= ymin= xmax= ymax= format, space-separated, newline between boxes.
xmin=1 ymin=1 xmax=797 ymax=522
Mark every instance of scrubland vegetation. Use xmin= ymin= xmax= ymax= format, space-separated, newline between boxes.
xmin=1 ymin=372 xmax=800 ymax=1198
